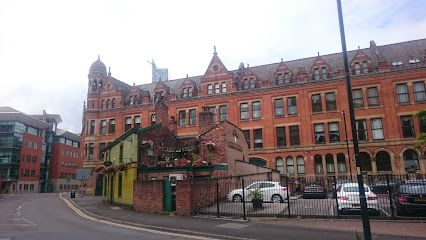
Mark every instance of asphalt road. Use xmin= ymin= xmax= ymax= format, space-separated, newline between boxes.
xmin=0 ymin=193 xmax=192 ymax=240
xmin=0 ymin=193 xmax=423 ymax=240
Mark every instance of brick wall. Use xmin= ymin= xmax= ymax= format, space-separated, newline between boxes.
xmin=133 ymin=181 xmax=164 ymax=213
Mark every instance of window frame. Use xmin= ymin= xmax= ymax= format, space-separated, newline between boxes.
xmin=179 ymin=110 xmax=187 ymax=127
xmin=287 ymin=96 xmax=297 ymax=115
xmin=109 ymin=119 xmax=115 ymax=134
xmin=396 ymin=83 xmax=409 ymax=104
xmin=274 ymin=98 xmax=284 ymax=117
xmin=328 ymin=122 xmax=340 ymax=143
xmin=325 ymin=92 xmax=337 ymax=111
xmin=253 ymin=128 xmax=263 ymax=149
xmin=314 ymin=123 xmax=325 ymax=144
xmin=189 ymin=109 xmax=196 ymax=126
xmin=352 ymin=89 xmax=364 ymax=108
xmin=252 ymin=101 xmax=262 ymax=119
xmin=400 ymin=115 xmax=415 ymax=138
xmin=311 ymin=94 xmax=322 ymax=113
xmin=413 ymin=81 xmax=426 ymax=102
xmin=219 ymin=105 xmax=228 ymax=122
xmin=371 ymin=118 xmax=384 ymax=140
xmin=367 ymin=87 xmax=380 ymax=107
xmin=276 ymin=126 xmax=286 ymax=148
xmin=289 ymin=125 xmax=300 ymax=146
xmin=240 ymin=103 xmax=249 ymax=120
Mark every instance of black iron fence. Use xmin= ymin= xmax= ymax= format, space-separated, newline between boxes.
xmin=192 ymin=174 xmax=426 ymax=219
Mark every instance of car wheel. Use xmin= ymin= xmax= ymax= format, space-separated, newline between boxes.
xmin=232 ymin=194 xmax=243 ymax=202
xmin=271 ymin=194 xmax=283 ymax=203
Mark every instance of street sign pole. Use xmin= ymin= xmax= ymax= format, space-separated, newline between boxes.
xmin=336 ymin=1 xmax=372 ymax=239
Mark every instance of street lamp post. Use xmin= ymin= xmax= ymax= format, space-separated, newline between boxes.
xmin=341 ymin=111 xmax=353 ymax=181
xmin=336 ymin=1 xmax=372 ymax=240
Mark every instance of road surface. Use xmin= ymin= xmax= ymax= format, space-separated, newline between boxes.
xmin=0 ymin=193 xmax=423 ymax=240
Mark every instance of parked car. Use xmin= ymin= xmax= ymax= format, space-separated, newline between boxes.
xmin=337 ymin=183 xmax=380 ymax=215
xmin=371 ymin=180 xmax=397 ymax=194
xmin=227 ymin=181 xmax=288 ymax=203
xmin=302 ymin=184 xmax=327 ymax=199
xmin=394 ymin=181 xmax=426 ymax=217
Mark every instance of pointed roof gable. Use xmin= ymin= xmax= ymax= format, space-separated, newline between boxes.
xmin=154 ymin=81 xmax=171 ymax=93
xmin=204 ymin=47 xmax=229 ymax=76
xmin=275 ymin=59 xmax=292 ymax=74
xmin=350 ymin=48 xmax=372 ymax=63
xmin=310 ymin=54 xmax=330 ymax=71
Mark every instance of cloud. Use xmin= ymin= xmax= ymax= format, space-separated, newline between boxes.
xmin=0 ymin=0 xmax=425 ymax=133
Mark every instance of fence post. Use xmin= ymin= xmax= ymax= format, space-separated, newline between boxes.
xmin=241 ymin=179 xmax=246 ymax=220
xmin=286 ymin=177 xmax=291 ymax=218
xmin=386 ymin=174 xmax=395 ymax=219
xmin=333 ymin=176 xmax=340 ymax=217
xmin=216 ymin=178 xmax=220 ymax=218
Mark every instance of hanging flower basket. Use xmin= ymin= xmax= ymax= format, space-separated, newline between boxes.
xmin=193 ymin=160 xmax=208 ymax=167
xmin=204 ymin=140 xmax=216 ymax=150
xmin=117 ymin=163 xmax=126 ymax=171
xmin=142 ymin=139 xmax=154 ymax=147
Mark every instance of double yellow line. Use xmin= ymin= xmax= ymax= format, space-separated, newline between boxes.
xmin=59 ymin=194 xmax=246 ymax=240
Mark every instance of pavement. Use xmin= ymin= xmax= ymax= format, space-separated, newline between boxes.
xmin=66 ymin=193 xmax=426 ymax=240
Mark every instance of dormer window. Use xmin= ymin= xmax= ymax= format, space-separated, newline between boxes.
xmin=221 ymin=82 xmax=227 ymax=93
xmin=321 ymin=67 xmax=327 ymax=79
xmin=154 ymin=91 xmax=164 ymax=102
xmin=182 ymin=87 xmax=193 ymax=98
xmin=354 ymin=63 xmax=361 ymax=75
xmin=392 ymin=61 xmax=403 ymax=66
xmin=276 ymin=73 xmax=283 ymax=85
xmin=249 ymin=78 xmax=255 ymax=88
xmin=207 ymin=84 xmax=213 ymax=95
xmin=130 ymin=96 xmax=134 ymax=105
xmin=409 ymin=59 xmax=421 ymax=64
xmin=111 ymin=98 xmax=115 ymax=108
xmin=284 ymin=72 xmax=290 ymax=84
xmin=362 ymin=61 xmax=368 ymax=73
xmin=314 ymin=68 xmax=320 ymax=80
xmin=243 ymin=79 xmax=249 ymax=90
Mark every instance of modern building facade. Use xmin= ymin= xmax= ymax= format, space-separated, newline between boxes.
xmin=0 ymin=107 xmax=81 ymax=193
xmin=81 ymin=39 xmax=426 ymax=195
xmin=50 ymin=129 xmax=81 ymax=192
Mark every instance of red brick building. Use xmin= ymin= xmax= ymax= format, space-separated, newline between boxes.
xmin=0 ymin=107 xmax=81 ymax=193
xmin=82 ymin=39 xmax=426 ymax=195
xmin=51 ymin=129 xmax=81 ymax=192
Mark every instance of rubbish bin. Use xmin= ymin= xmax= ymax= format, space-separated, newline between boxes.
xmin=70 ymin=190 xmax=75 ymax=199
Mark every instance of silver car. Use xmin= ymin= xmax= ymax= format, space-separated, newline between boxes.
xmin=227 ymin=181 xmax=288 ymax=203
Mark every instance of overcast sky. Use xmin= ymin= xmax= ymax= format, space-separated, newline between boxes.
xmin=1 ymin=0 xmax=425 ymax=134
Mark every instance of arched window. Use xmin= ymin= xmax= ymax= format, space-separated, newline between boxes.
xmin=337 ymin=153 xmax=347 ymax=173
xmin=314 ymin=155 xmax=323 ymax=173
xmin=403 ymin=149 xmax=419 ymax=171
xmin=286 ymin=157 xmax=294 ymax=175
xmin=375 ymin=151 xmax=392 ymax=171
xmin=326 ymin=154 xmax=335 ymax=173
xmin=276 ymin=157 xmax=284 ymax=175
xmin=359 ymin=152 xmax=372 ymax=172
xmin=296 ymin=156 xmax=305 ymax=174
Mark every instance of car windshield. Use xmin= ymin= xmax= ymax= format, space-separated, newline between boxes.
xmin=400 ymin=184 xmax=426 ymax=194
xmin=343 ymin=186 xmax=369 ymax=192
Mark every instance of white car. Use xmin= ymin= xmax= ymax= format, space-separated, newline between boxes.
xmin=337 ymin=183 xmax=380 ymax=214
xmin=227 ymin=181 xmax=288 ymax=203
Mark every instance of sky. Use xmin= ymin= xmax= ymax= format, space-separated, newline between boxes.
xmin=1 ymin=0 xmax=425 ymax=134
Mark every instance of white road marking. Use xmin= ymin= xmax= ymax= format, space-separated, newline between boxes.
xmin=60 ymin=193 xmax=253 ymax=240
xmin=21 ymin=218 xmax=37 ymax=226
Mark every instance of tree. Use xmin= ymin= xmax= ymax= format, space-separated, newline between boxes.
xmin=415 ymin=109 xmax=426 ymax=149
